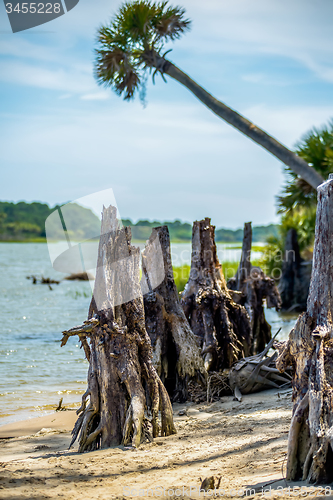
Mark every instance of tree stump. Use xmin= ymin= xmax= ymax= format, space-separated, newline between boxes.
xmin=181 ymin=218 xmax=251 ymax=372
xmin=62 ymin=206 xmax=176 ymax=452
xmin=142 ymin=226 xmax=205 ymax=402
xmin=279 ymin=228 xmax=312 ymax=312
xmin=276 ymin=176 xmax=333 ymax=483
xmin=228 ymin=222 xmax=282 ymax=354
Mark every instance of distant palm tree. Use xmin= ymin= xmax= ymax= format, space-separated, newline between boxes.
xmin=95 ymin=0 xmax=323 ymax=189
xmin=278 ymin=121 xmax=333 ymax=215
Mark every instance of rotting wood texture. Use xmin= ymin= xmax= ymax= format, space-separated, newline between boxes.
xmin=276 ymin=176 xmax=333 ymax=483
xmin=181 ymin=218 xmax=251 ymax=371
xmin=62 ymin=206 xmax=176 ymax=452
xmin=142 ymin=226 xmax=205 ymax=402
xmin=228 ymin=222 xmax=282 ymax=353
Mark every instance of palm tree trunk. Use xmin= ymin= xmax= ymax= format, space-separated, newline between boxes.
xmin=158 ymin=59 xmax=324 ymax=189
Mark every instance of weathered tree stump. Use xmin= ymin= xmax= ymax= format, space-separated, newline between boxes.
xmin=279 ymin=228 xmax=312 ymax=312
xmin=141 ymin=226 xmax=205 ymax=402
xmin=62 ymin=206 xmax=176 ymax=452
xmin=233 ymin=221 xmax=252 ymax=291
xmin=276 ymin=176 xmax=333 ymax=483
xmin=181 ymin=218 xmax=251 ymax=372
xmin=228 ymin=222 xmax=282 ymax=354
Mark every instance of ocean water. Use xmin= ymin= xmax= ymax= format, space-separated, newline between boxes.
xmin=0 ymin=243 xmax=297 ymax=426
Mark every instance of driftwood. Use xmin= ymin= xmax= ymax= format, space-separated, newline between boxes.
xmin=276 ymin=176 xmax=333 ymax=483
xmin=142 ymin=226 xmax=205 ymax=402
xmin=228 ymin=222 xmax=282 ymax=353
xmin=181 ymin=218 xmax=252 ymax=372
xmin=64 ymin=272 xmax=95 ymax=281
xmin=229 ymin=330 xmax=291 ymax=397
xmin=61 ymin=206 xmax=176 ymax=451
xmin=279 ymin=228 xmax=311 ymax=312
xmin=27 ymin=275 xmax=60 ymax=285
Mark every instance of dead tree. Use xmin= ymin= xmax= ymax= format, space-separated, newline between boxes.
xmin=233 ymin=222 xmax=252 ymax=291
xmin=228 ymin=222 xmax=282 ymax=354
xmin=276 ymin=176 xmax=333 ymax=483
xmin=181 ymin=218 xmax=251 ymax=372
xmin=141 ymin=226 xmax=205 ymax=402
xmin=279 ymin=228 xmax=311 ymax=312
xmin=61 ymin=206 xmax=176 ymax=451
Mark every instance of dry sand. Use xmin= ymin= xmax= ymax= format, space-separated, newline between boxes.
xmin=1 ymin=388 xmax=331 ymax=500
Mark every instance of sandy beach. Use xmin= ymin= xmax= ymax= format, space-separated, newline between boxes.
xmin=1 ymin=387 xmax=331 ymax=500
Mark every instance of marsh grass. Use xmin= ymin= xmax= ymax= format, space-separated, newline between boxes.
xmin=173 ymin=260 xmax=262 ymax=293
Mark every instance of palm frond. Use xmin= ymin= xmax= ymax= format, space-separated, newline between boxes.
xmin=94 ymin=0 xmax=191 ymax=100
xmin=278 ymin=121 xmax=333 ymax=216
xmin=116 ymin=69 xmax=141 ymax=99
xmin=153 ymin=3 xmax=191 ymax=40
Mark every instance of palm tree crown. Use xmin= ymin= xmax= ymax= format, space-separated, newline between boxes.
xmin=278 ymin=122 xmax=333 ymax=215
xmin=95 ymin=0 xmax=324 ymax=190
xmin=95 ymin=1 xmax=190 ymax=100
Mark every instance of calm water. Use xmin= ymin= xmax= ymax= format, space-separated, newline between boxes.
xmin=0 ymin=243 xmax=297 ymax=426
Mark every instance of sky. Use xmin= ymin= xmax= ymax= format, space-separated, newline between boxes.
xmin=1 ymin=0 xmax=333 ymax=229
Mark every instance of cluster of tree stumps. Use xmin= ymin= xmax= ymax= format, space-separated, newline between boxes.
xmin=60 ymin=190 xmax=333 ymax=482
xmin=62 ymin=210 xmax=285 ymax=451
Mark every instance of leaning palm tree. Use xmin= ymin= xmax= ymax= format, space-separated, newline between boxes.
xmin=95 ymin=0 xmax=323 ymax=189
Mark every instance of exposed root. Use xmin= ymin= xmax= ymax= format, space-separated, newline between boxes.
xmin=286 ymin=391 xmax=309 ymax=480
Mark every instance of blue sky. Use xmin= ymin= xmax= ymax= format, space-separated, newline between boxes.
xmin=1 ymin=0 xmax=333 ymax=228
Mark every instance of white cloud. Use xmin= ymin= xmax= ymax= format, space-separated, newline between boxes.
xmin=176 ymin=0 xmax=333 ymax=83
xmin=2 ymin=99 xmax=331 ymax=226
xmin=80 ymin=91 xmax=110 ymax=100
xmin=0 ymin=60 xmax=95 ymax=93
xmin=242 ymin=104 xmax=333 ymax=148
xmin=1 ymin=0 xmax=333 ymax=227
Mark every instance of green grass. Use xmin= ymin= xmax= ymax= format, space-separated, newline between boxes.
xmin=173 ymin=259 xmax=263 ymax=293
xmin=173 ymin=264 xmax=191 ymax=293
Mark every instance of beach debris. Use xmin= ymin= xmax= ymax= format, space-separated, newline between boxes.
xmin=228 ymin=222 xmax=282 ymax=354
xmin=206 ymin=371 xmax=231 ymax=403
xmin=64 ymin=272 xmax=94 ymax=281
xmin=233 ymin=386 xmax=242 ymax=402
xmin=142 ymin=225 xmax=205 ymax=403
xmin=55 ymin=398 xmax=64 ymax=411
xmin=55 ymin=398 xmax=70 ymax=412
xmin=63 ymin=206 xmax=176 ymax=452
xmin=181 ymin=218 xmax=252 ymax=372
xmin=228 ymin=329 xmax=292 ymax=397
xmin=200 ymin=476 xmax=221 ymax=491
xmin=26 ymin=275 xmax=60 ymax=285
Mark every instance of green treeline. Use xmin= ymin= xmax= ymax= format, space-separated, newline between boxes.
xmin=0 ymin=202 xmax=53 ymax=241
xmin=122 ymin=219 xmax=278 ymax=243
xmin=0 ymin=201 xmax=102 ymax=242
xmin=0 ymin=201 xmax=278 ymax=243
